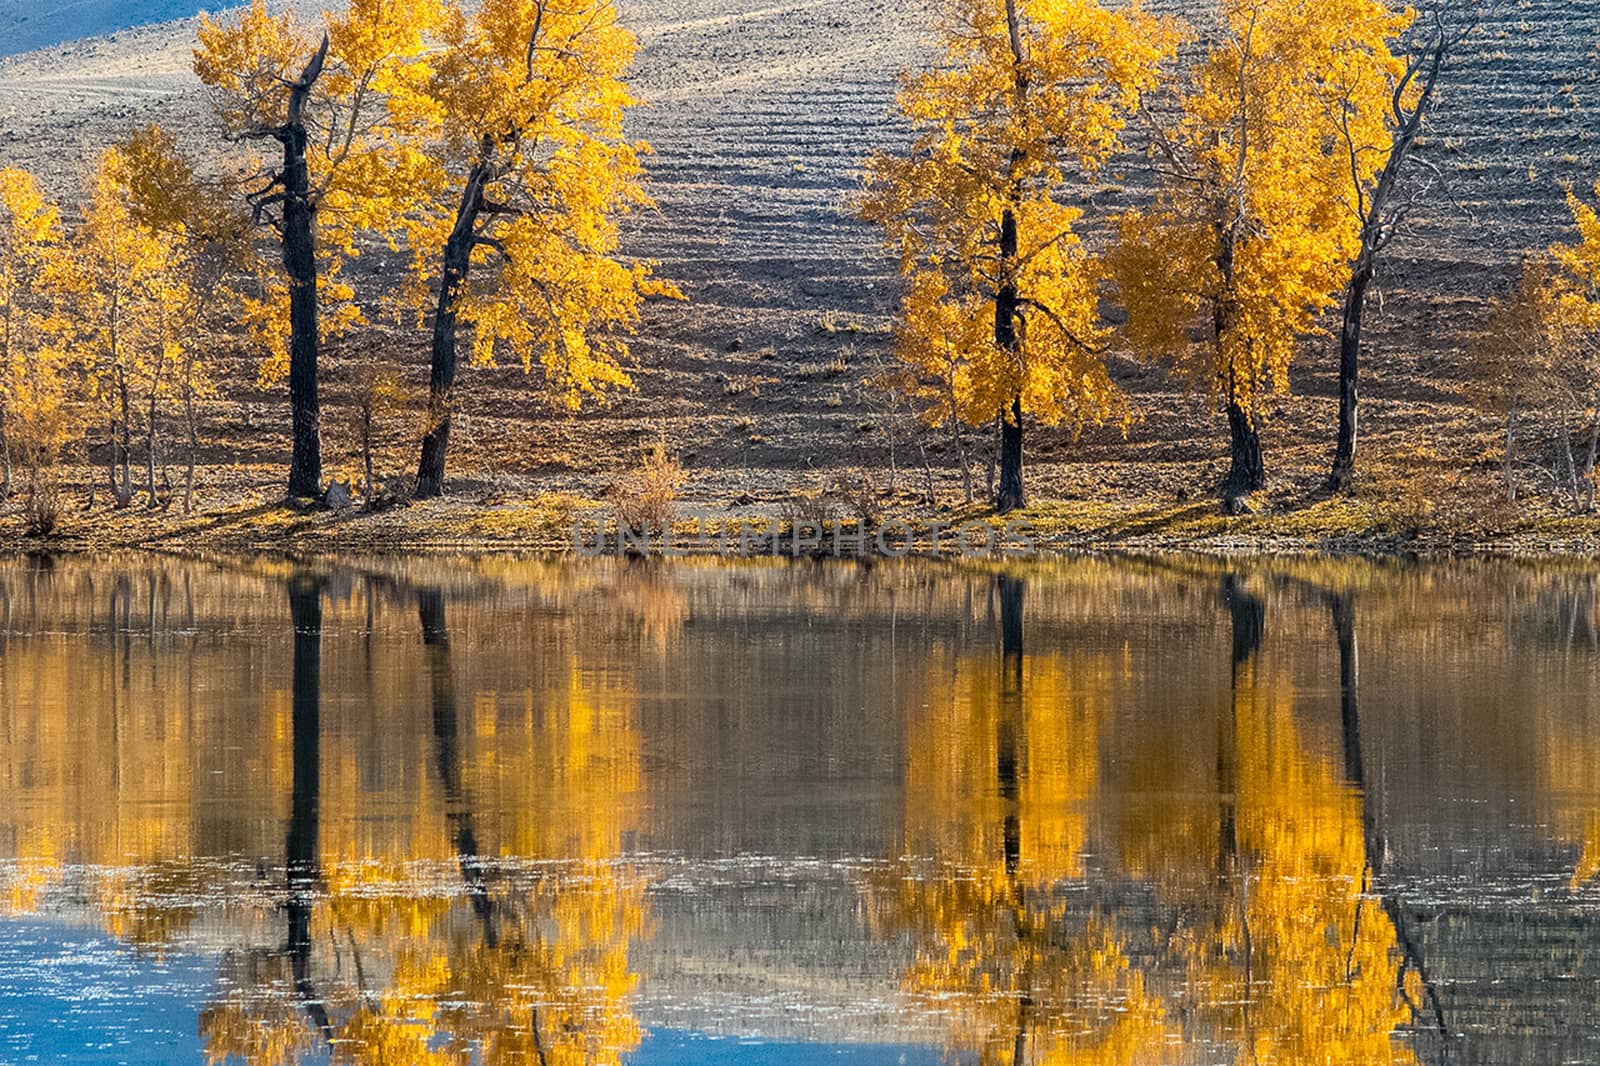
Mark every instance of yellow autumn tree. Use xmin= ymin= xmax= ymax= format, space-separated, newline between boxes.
xmin=194 ymin=0 xmax=438 ymax=498
xmin=114 ymin=126 xmax=239 ymax=512
xmin=1111 ymin=0 xmax=1410 ymax=503
xmin=1540 ymin=182 xmax=1600 ymax=508
xmin=1469 ymin=256 xmax=1594 ymax=507
xmin=0 ymin=168 xmax=69 ymax=529
xmin=59 ymin=143 xmax=201 ymax=509
xmin=860 ymin=0 xmax=1178 ymax=512
xmin=399 ymin=0 xmax=678 ymax=499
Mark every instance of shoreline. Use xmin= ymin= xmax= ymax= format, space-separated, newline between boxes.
xmin=4 ymin=487 xmax=1600 ymax=560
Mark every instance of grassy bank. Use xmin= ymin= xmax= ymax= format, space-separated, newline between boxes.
xmin=7 ymin=466 xmax=1600 ymax=557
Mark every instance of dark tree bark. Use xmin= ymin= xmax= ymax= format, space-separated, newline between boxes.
xmin=1225 ymin=400 xmax=1265 ymax=498
xmin=416 ymin=153 xmax=494 ymax=499
xmin=995 ymin=209 xmax=1025 ymax=513
xmin=279 ymin=38 xmax=329 ymax=500
xmin=418 ymin=587 xmax=496 ymax=938
xmin=1330 ymin=21 xmax=1450 ymax=491
xmin=997 ymin=574 xmax=1024 ymax=878
xmin=1215 ymin=224 xmax=1264 ymax=500
xmin=994 ymin=0 xmax=1029 ymax=516
xmin=1331 ymin=258 xmax=1371 ymax=492
xmin=1220 ymin=575 xmax=1262 ymax=872
xmin=998 ymin=396 xmax=1024 ymax=515
xmin=285 ymin=573 xmax=331 ymax=1040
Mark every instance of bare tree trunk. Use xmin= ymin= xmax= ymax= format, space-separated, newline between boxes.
xmin=183 ymin=391 xmax=197 ymax=514
xmin=885 ymin=427 xmax=900 ymax=495
xmin=953 ymin=419 xmax=973 ymax=504
xmin=985 ymin=417 xmax=998 ymax=503
xmin=1331 ymin=32 xmax=1448 ymax=491
xmin=918 ymin=441 xmax=935 ymax=507
xmin=282 ymin=38 xmax=329 ymax=501
xmin=362 ymin=404 xmax=375 ymax=510
xmin=0 ymin=402 xmax=10 ymax=500
xmin=145 ymin=394 xmax=159 ymax=509
xmin=1562 ymin=411 xmax=1580 ymax=510
xmin=417 ymin=151 xmax=493 ymax=500
xmin=1585 ymin=410 xmax=1598 ymax=512
xmin=1505 ymin=410 xmax=1517 ymax=502
xmin=112 ymin=371 xmax=133 ymax=507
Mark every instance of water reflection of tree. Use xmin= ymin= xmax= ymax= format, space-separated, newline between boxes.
xmin=200 ymin=572 xmax=328 ymax=1064
xmin=1203 ymin=574 xmax=1418 ymax=1066
xmin=197 ymin=573 xmax=647 ymax=1066
xmin=870 ymin=573 xmax=1170 ymax=1066
xmin=875 ymin=568 xmax=1431 ymax=1065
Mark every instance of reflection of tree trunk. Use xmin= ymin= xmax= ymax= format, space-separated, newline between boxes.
xmin=1222 ymin=575 xmax=1264 ymax=1053
xmin=286 ymin=574 xmax=331 ymax=1039
xmin=1329 ymin=592 xmax=1449 ymax=1043
xmin=1331 ymin=594 xmax=1364 ymax=796
xmin=996 ymin=571 xmax=1030 ymax=1063
xmin=998 ymin=574 xmax=1024 ymax=880
xmin=1011 ymin=993 xmax=1032 ymax=1066
xmin=1220 ymin=576 xmax=1260 ymax=875
xmin=418 ymin=587 xmax=497 ymax=945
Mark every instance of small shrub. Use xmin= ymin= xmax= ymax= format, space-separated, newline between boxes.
xmin=783 ymin=469 xmax=881 ymax=529
xmin=611 ymin=443 xmax=687 ymax=533
xmin=828 ymin=468 xmax=882 ymax=525
xmin=25 ymin=470 xmax=64 ymax=537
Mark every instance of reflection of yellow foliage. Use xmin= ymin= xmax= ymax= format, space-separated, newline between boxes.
xmin=898 ymin=650 xmax=1106 ymax=887
xmin=1184 ymin=667 xmax=1417 ymax=1066
xmin=200 ymin=954 xmax=316 ymax=1066
xmin=1571 ymin=816 xmax=1600 ymax=888
xmin=334 ymin=1001 xmax=456 ymax=1066
xmin=882 ymin=600 xmax=1420 ymax=1065
xmin=427 ymin=868 xmax=647 ymax=1066
xmin=878 ymin=645 xmax=1169 ymax=1064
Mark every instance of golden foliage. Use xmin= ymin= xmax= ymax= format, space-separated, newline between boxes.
xmin=861 ymin=0 xmax=1177 ymax=432
xmin=0 ymin=167 xmax=69 ymax=495
xmin=193 ymin=0 xmax=439 ymax=381
xmin=398 ymin=0 xmax=680 ymax=409
xmin=1111 ymin=0 xmax=1411 ymax=420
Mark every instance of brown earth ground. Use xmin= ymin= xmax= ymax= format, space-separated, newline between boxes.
xmin=0 ymin=0 xmax=1599 ymax=556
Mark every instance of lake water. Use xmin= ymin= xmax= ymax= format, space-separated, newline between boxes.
xmin=1 ymin=553 xmax=1598 ymax=1065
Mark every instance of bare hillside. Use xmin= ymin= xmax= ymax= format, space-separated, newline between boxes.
xmin=0 ymin=0 xmax=1595 ymax=512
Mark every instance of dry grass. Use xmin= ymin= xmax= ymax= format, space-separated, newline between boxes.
xmin=610 ymin=444 xmax=688 ymax=534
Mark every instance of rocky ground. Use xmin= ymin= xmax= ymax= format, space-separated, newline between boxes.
xmin=0 ymin=0 xmax=1598 ymax=555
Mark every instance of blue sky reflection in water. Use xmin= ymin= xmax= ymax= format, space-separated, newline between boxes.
xmin=4 ymin=555 xmax=1600 ymax=1064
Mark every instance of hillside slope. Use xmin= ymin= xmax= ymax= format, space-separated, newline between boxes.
xmin=0 ymin=0 xmax=1594 ymax=520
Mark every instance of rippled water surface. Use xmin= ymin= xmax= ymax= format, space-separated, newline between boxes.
xmin=3 ymin=553 xmax=1600 ymax=1065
